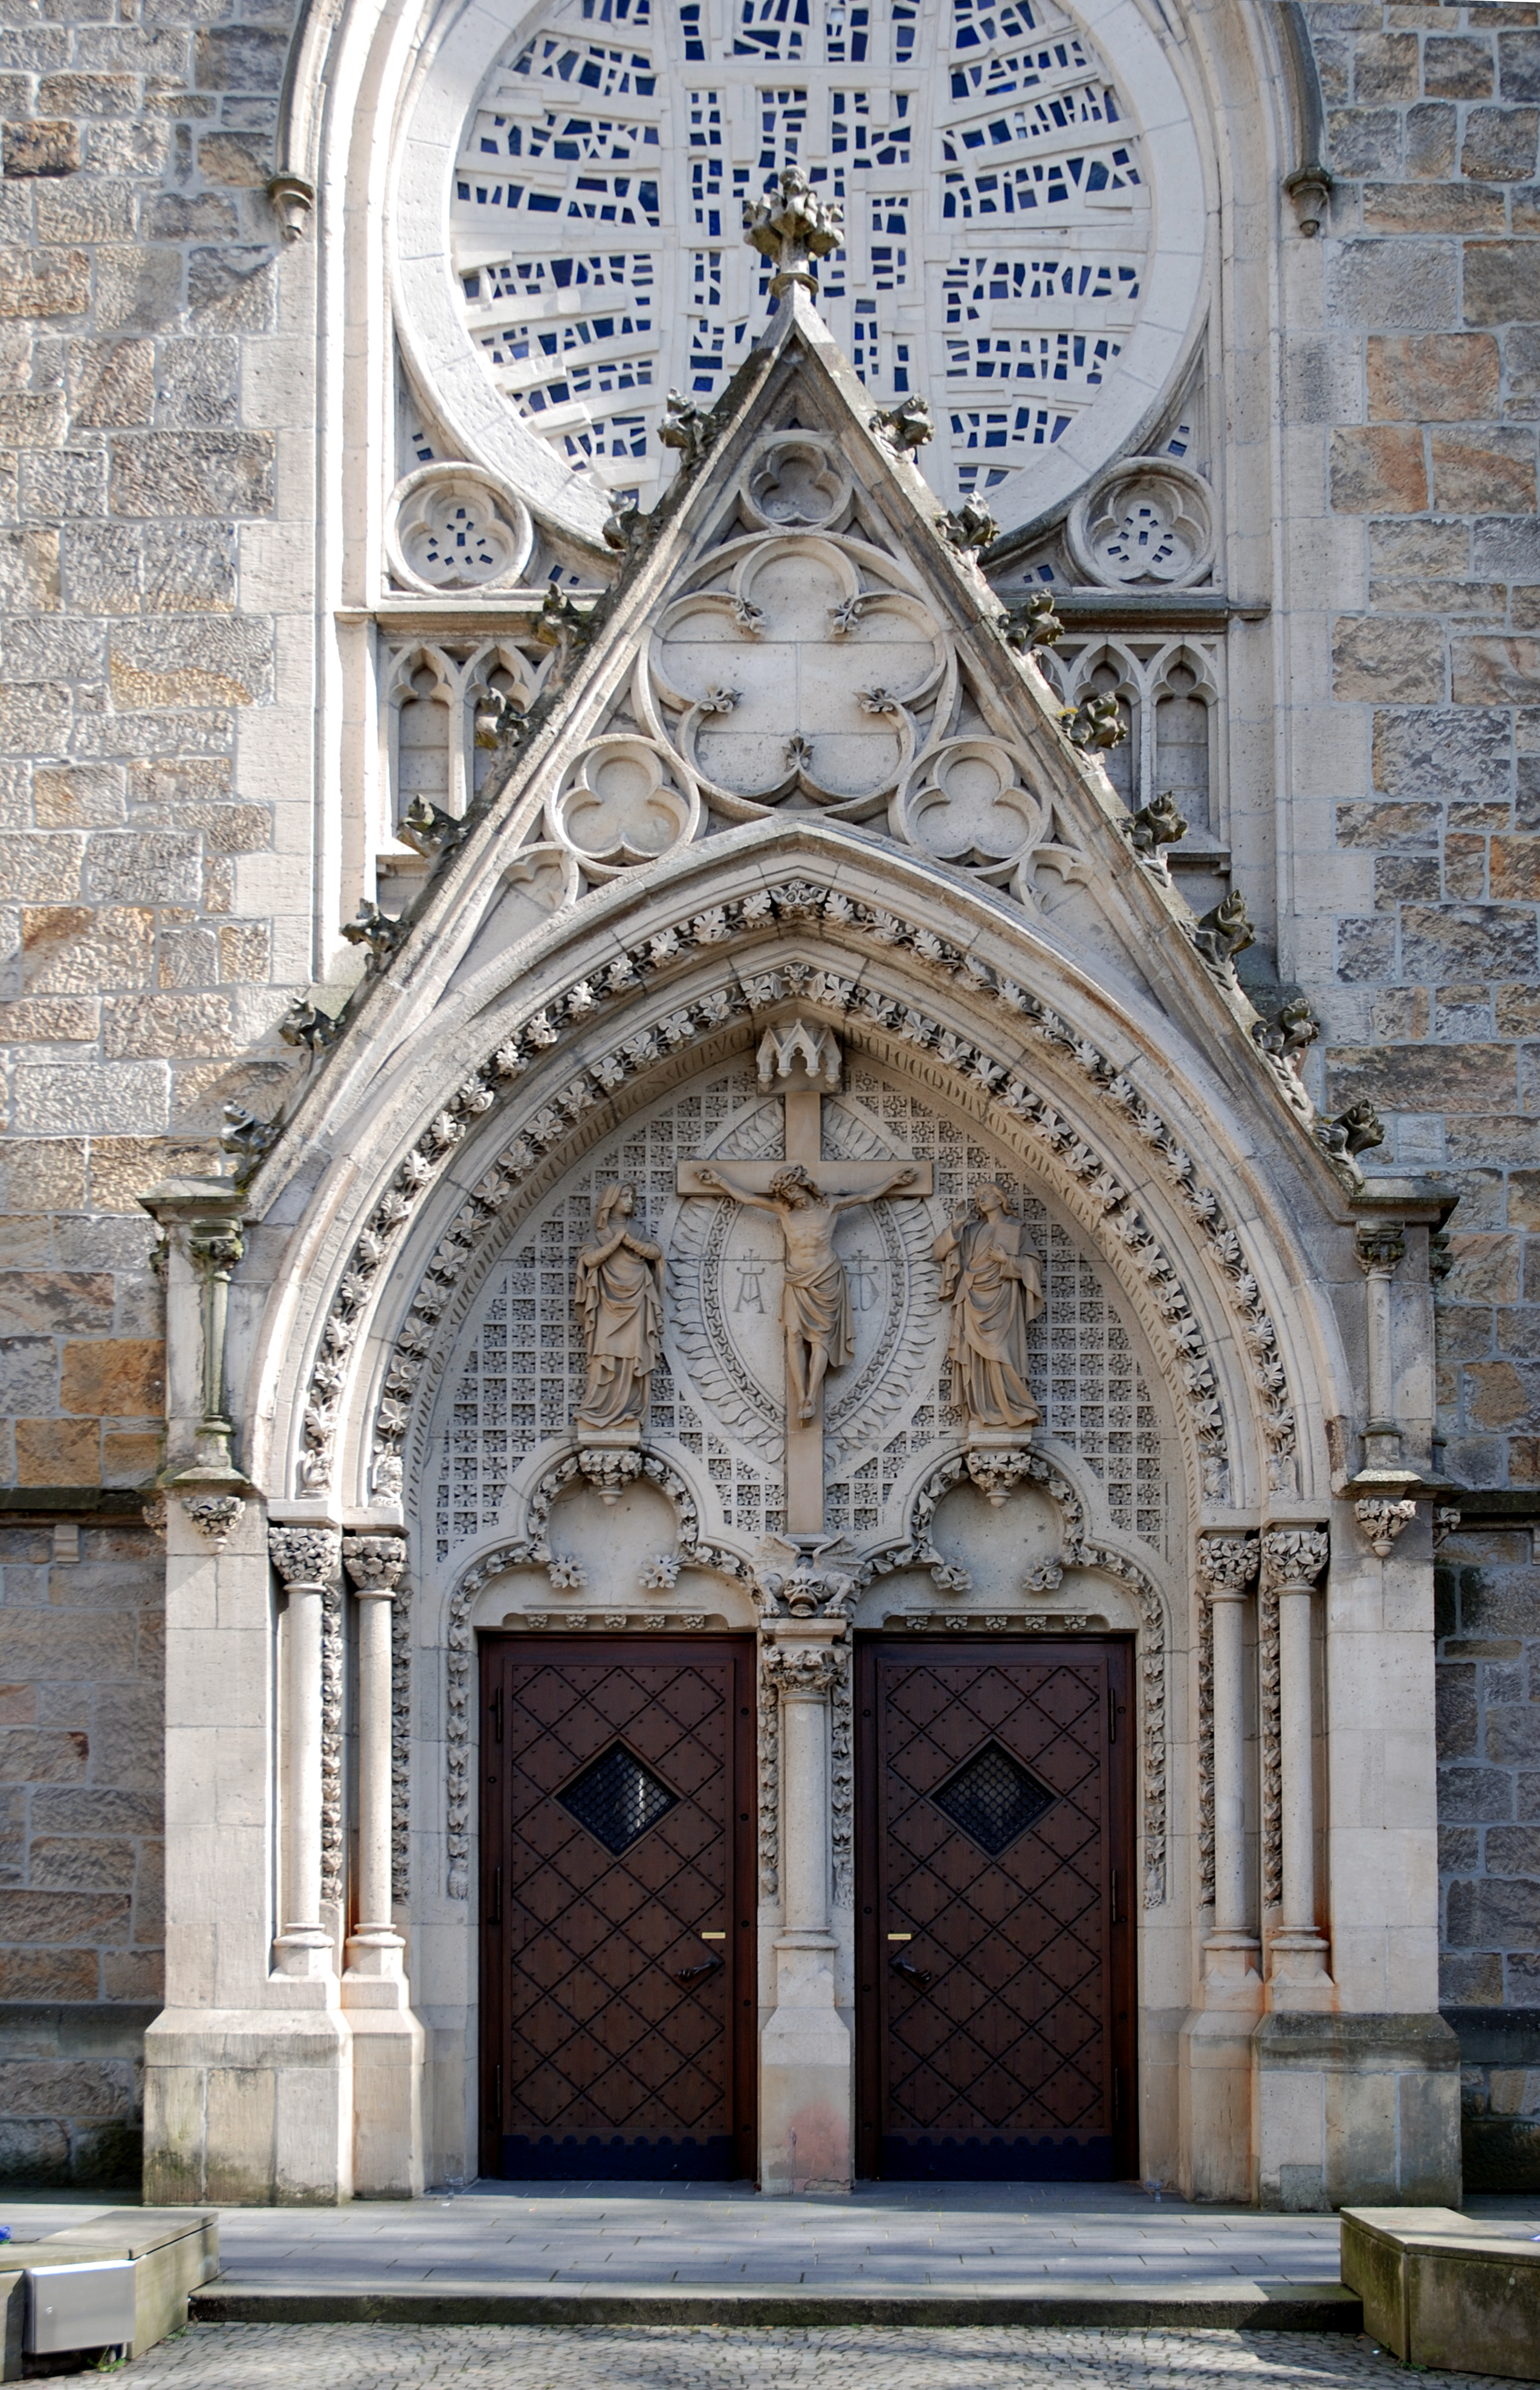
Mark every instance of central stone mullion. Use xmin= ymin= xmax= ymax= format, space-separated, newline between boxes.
xmin=781 ymin=1084 xmax=825 ymax=1536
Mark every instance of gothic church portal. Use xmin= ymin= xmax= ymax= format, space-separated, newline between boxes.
xmin=18 ymin=0 xmax=1529 ymax=2212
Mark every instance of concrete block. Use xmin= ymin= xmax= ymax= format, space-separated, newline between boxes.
xmin=1343 ymin=2207 xmax=1540 ymax=2379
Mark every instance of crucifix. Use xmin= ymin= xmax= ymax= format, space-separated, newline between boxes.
xmin=677 ymin=1020 xmax=933 ymax=1532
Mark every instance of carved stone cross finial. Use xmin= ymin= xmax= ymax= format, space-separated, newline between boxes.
xmin=743 ymin=167 xmax=844 ymax=296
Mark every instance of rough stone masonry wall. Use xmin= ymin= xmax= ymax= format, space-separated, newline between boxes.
xmin=1298 ymin=0 xmax=1540 ymax=2181
xmin=0 ymin=0 xmax=309 ymax=2180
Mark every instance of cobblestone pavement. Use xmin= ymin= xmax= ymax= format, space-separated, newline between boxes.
xmin=118 ymin=2326 xmax=1516 ymax=2389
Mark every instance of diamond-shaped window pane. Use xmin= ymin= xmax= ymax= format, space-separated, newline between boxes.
xmin=931 ymin=1739 xmax=1055 ymax=1857
xmin=556 ymin=1741 xmax=678 ymax=1856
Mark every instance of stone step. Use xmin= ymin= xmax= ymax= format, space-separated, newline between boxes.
xmin=192 ymin=2278 xmax=1364 ymax=2331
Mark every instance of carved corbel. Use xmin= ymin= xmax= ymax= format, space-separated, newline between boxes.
xmin=1284 ymin=163 xmax=1332 ymax=238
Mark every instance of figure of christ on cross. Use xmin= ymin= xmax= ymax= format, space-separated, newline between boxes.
xmin=678 ymin=1064 xmax=933 ymax=1533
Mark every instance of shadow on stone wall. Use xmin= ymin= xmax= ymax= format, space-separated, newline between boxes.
xmin=0 ymin=2001 xmax=157 ymax=2186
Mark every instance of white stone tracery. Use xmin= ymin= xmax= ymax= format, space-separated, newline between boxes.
xmin=393 ymin=0 xmax=1208 ymax=535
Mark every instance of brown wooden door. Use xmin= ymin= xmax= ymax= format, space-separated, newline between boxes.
xmin=479 ymin=1635 xmax=757 ymax=2181
xmin=856 ymin=1637 xmax=1136 ymax=2181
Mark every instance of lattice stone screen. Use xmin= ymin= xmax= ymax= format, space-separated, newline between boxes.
xmin=430 ymin=1061 xmax=1168 ymax=1558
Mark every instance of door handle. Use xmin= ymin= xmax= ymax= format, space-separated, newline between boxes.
xmin=889 ymin=1953 xmax=934 ymax=1988
xmin=676 ymin=1954 xmax=724 ymax=1984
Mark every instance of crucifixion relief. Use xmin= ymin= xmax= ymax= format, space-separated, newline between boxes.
xmin=678 ymin=1022 xmax=933 ymax=1532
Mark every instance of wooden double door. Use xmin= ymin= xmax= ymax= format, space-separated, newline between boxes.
xmin=480 ymin=1631 xmax=1135 ymax=2183
xmin=479 ymin=1634 xmax=757 ymax=2181
xmin=856 ymin=1636 xmax=1137 ymax=2181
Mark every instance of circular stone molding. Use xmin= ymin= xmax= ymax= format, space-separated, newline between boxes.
xmin=543 ymin=735 xmax=702 ymax=878
xmin=742 ymin=433 xmax=853 ymax=534
xmin=385 ymin=462 xmax=534 ymax=595
xmin=1065 ymin=458 xmax=1218 ymax=589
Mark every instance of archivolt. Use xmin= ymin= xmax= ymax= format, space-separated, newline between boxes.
xmin=289 ymin=875 xmax=1299 ymax=1515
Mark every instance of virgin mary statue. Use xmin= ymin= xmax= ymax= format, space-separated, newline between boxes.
xmin=574 ymin=1184 xmax=664 ymax=1433
xmin=933 ymin=1181 xmax=1043 ymax=1433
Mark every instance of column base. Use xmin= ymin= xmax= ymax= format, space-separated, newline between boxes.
xmin=1202 ymin=1929 xmax=1264 ymax=2000
xmin=1253 ymin=2012 xmax=1461 ymax=2210
xmin=1267 ymin=1929 xmax=1336 ymax=2010
xmin=143 ymin=2006 xmax=354 ymax=2206
xmin=759 ymin=1932 xmax=852 ymax=2197
xmin=273 ymin=1926 xmax=336 ymax=1983
xmin=343 ymin=1935 xmax=425 ymax=2199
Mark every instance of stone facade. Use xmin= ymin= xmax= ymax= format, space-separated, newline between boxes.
xmin=0 ymin=0 xmax=1535 ymax=2200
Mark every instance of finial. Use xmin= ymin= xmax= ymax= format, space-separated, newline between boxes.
xmin=743 ymin=167 xmax=844 ymax=297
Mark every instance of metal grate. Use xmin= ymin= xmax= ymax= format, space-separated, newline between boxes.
xmin=557 ymin=1742 xmax=678 ymax=1856
xmin=931 ymin=1740 xmax=1055 ymax=1858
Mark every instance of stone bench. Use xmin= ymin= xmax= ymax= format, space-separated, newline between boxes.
xmin=0 ymin=2208 xmax=218 ymax=2376
xmin=1341 ymin=2206 xmax=1540 ymax=2383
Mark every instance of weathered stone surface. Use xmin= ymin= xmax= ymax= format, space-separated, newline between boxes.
xmin=0 ymin=1950 xmax=96 ymax=2000
xmin=3 ymin=117 xmax=80 ymax=176
xmin=15 ymin=1416 xmax=100 ymax=1481
xmin=1463 ymin=242 xmax=1540 ymax=325
xmin=1472 ymin=516 xmax=1540 ymax=579
xmin=1425 ymin=35 xmax=1495 ymax=99
xmin=10 ymin=1061 xmax=170 ymax=1137
xmin=1336 ymin=802 xmax=1441 ymax=849
xmin=1453 ymin=638 xmax=1540 ymax=706
xmin=108 ymin=430 xmax=274 ymax=518
xmin=108 ymin=615 xmax=272 ymax=708
xmin=1367 ymin=332 xmax=1501 ymax=422
xmin=186 ymin=244 xmax=276 ymax=332
xmin=1407 ymin=103 xmax=1457 ymax=179
xmin=67 ymin=338 xmax=155 ymax=428
xmin=1462 ymin=106 xmax=1540 ymax=180
xmin=59 ymin=1338 xmax=164 ymax=1416
xmin=34 ymin=764 xmax=127 ymax=828
xmin=1431 ymin=430 xmax=1538 ymax=511
xmin=1326 ymin=1042 xmax=1518 ymax=1112
xmin=1330 ymin=424 xmax=1428 ymax=512
xmin=83 ymin=831 xmax=201 ymax=905
xmin=1362 ymin=183 xmax=1506 ymax=235
xmin=22 ymin=905 xmax=154 ymax=993
xmin=1333 ymin=615 xmax=1445 ymax=702
xmin=1327 ymin=237 xmax=1460 ymax=326
xmin=0 ymin=1728 xmax=89 ymax=1783
xmin=1404 ymin=905 xmax=1539 ymax=980
xmin=193 ymin=25 xmax=287 ymax=88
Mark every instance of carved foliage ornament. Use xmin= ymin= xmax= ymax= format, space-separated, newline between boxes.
xmin=296 ymin=880 xmax=1296 ymax=1511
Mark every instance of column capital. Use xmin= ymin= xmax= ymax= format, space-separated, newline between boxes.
xmin=1261 ymin=1526 xmax=1330 ymax=1592
xmin=763 ymin=1640 xmax=847 ymax=1696
xmin=1197 ymin=1530 xmax=1259 ymax=1598
xmin=343 ymin=1532 xmax=407 ymax=1597
xmin=270 ymin=1524 xmax=342 ymax=1590
xmin=1355 ymin=1222 xmax=1407 ymax=1278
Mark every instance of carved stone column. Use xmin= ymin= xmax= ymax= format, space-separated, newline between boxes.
xmin=269 ymin=1526 xmax=340 ymax=1981
xmin=340 ymin=1533 xmax=424 ymax=2197
xmin=1354 ymin=1225 xmax=1410 ymax=1483
xmin=1178 ymin=1529 xmax=1263 ymax=2204
xmin=1263 ymin=1526 xmax=1333 ymax=2002
xmin=1199 ymin=1532 xmax=1261 ymax=1989
xmin=759 ymin=1619 xmax=850 ymax=2197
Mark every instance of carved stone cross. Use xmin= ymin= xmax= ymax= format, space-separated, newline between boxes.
xmin=678 ymin=1022 xmax=931 ymax=1532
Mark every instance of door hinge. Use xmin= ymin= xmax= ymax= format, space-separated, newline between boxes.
xmin=489 ymin=1865 xmax=502 ymax=1926
xmin=1107 ymin=1680 xmax=1116 ymax=1742
xmin=1113 ymin=2066 xmax=1123 ymax=2123
xmin=493 ymin=2063 xmax=502 ymax=2126
xmin=1110 ymin=1867 xmax=1121 ymax=1925
xmin=490 ymin=1686 xmax=503 ymax=1744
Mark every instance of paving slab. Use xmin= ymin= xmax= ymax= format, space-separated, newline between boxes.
xmin=191 ymin=2183 xmax=1358 ymax=2329
xmin=112 ymin=2320 xmax=1530 ymax=2388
